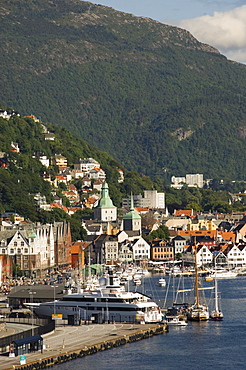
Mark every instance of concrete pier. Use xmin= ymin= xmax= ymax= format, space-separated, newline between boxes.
xmin=0 ymin=322 xmax=167 ymax=370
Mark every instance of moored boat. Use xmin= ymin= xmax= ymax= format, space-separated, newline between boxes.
xmin=26 ymin=271 xmax=162 ymax=324
xmin=209 ymin=258 xmax=223 ymax=321
xmin=186 ymin=244 xmax=210 ymax=321
xmin=158 ymin=278 xmax=166 ymax=287
xmin=164 ymin=316 xmax=188 ymax=326
xmin=206 ymin=269 xmax=237 ymax=280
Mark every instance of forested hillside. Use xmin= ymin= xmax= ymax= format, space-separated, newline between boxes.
xmin=0 ymin=114 xmax=156 ymax=221
xmin=1 ymin=0 xmax=246 ymax=180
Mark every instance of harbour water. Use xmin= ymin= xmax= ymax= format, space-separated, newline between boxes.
xmin=56 ymin=275 xmax=246 ymax=370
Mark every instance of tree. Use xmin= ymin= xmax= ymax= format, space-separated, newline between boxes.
xmin=70 ymin=218 xmax=87 ymax=242
xmin=146 ymin=225 xmax=170 ymax=241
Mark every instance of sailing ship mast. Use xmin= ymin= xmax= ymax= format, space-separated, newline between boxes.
xmin=194 ymin=244 xmax=199 ymax=307
xmin=186 ymin=238 xmax=209 ymax=321
xmin=210 ymin=254 xmax=223 ymax=320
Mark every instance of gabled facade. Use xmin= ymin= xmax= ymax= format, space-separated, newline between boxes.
xmin=182 ymin=245 xmax=213 ymax=267
xmin=0 ymin=220 xmax=71 ymax=279
xmin=150 ymin=239 xmax=174 ymax=262
xmin=132 ymin=237 xmax=150 ymax=261
xmin=224 ymin=244 xmax=246 ymax=267
xmin=118 ymin=242 xmax=133 ymax=263
xmin=172 ymin=235 xmax=186 ymax=254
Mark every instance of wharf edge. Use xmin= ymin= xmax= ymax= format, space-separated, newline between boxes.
xmin=0 ymin=323 xmax=167 ymax=370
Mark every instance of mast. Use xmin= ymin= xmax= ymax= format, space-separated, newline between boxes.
xmin=214 ymin=256 xmax=219 ymax=312
xmin=194 ymin=239 xmax=199 ymax=307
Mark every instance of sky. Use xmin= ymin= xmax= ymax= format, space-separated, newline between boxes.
xmin=84 ymin=0 xmax=246 ymax=64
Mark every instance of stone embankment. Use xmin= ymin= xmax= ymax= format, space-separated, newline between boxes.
xmin=0 ymin=322 xmax=167 ymax=370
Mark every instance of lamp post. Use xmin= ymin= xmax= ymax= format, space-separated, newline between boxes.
xmin=51 ymin=285 xmax=58 ymax=317
xmin=29 ymin=290 xmax=36 ymax=336
xmin=51 ymin=285 xmax=58 ymax=330
xmin=106 ymin=298 xmax=109 ymax=324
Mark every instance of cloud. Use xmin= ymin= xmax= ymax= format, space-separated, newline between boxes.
xmin=175 ymin=5 xmax=246 ymax=64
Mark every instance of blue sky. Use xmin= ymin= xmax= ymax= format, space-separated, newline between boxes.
xmin=84 ymin=0 xmax=246 ymax=64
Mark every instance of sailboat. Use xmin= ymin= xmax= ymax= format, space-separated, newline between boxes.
xmin=210 ymin=257 xmax=223 ymax=321
xmin=186 ymin=245 xmax=210 ymax=321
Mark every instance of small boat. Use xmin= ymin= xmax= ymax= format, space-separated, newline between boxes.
xmin=207 ymin=269 xmax=237 ymax=279
xmin=134 ymin=278 xmax=141 ymax=286
xmin=164 ymin=316 xmax=187 ymax=326
xmin=158 ymin=278 xmax=166 ymax=287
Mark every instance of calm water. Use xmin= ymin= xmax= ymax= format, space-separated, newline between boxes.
xmin=56 ymin=275 xmax=246 ymax=370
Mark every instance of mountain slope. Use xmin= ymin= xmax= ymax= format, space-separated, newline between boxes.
xmin=1 ymin=0 xmax=246 ymax=180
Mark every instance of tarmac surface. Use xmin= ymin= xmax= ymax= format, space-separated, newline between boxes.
xmin=0 ymin=322 xmax=165 ymax=370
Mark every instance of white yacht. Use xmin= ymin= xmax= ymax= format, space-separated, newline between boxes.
xmin=28 ymin=273 xmax=162 ymax=324
xmin=158 ymin=278 xmax=166 ymax=287
xmin=207 ymin=268 xmax=237 ymax=279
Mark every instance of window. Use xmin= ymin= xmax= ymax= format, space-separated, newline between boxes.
xmin=10 ymin=248 xmax=14 ymax=254
xmin=1 ymin=249 xmax=5 ymax=254
xmin=24 ymin=248 xmax=28 ymax=253
xmin=17 ymin=248 xmax=21 ymax=254
xmin=14 ymin=242 xmax=17 ymax=246
xmin=21 ymin=241 xmax=24 ymax=246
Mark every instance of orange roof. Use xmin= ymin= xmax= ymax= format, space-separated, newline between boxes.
xmin=87 ymin=197 xmax=97 ymax=204
xmin=71 ymin=241 xmax=91 ymax=254
xmin=135 ymin=207 xmax=149 ymax=213
xmin=50 ymin=203 xmax=68 ymax=212
xmin=179 ymin=230 xmax=217 ymax=238
xmin=174 ymin=210 xmax=193 ymax=217
xmin=219 ymin=232 xmax=236 ymax=242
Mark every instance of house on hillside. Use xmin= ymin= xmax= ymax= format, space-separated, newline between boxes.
xmin=118 ymin=242 xmax=133 ymax=263
xmin=150 ymin=239 xmax=174 ymax=262
xmin=132 ymin=237 xmax=150 ymax=261
xmin=172 ymin=235 xmax=186 ymax=255
xmin=182 ymin=245 xmax=213 ymax=267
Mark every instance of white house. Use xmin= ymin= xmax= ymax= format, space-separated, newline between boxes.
xmin=132 ymin=237 xmax=150 ymax=261
xmin=182 ymin=245 xmax=213 ymax=267
xmin=224 ymin=244 xmax=246 ymax=267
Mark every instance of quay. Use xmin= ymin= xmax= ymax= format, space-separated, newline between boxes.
xmin=0 ymin=322 xmax=167 ymax=370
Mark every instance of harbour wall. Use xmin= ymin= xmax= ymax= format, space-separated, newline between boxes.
xmin=2 ymin=323 xmax=167 ymax=370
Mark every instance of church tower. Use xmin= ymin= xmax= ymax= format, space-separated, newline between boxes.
xmin=94 ymin=182 xmax=117 ymax=221
xmin=123 ymin=193 xmax=141 ymax=232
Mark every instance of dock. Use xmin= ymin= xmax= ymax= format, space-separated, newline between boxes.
xmin=0 ymin=322 xmax=167 ymax=370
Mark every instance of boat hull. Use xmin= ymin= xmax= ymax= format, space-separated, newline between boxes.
xmin=187 ymin=305 xmax=209 ymax=321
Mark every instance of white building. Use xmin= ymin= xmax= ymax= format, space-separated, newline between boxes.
xmin=93 ymin=183 xmax=117 ymax=222
xmin=171 ymin=174 xmax=204 ymax=189
xmin=122 ymin=190 xmax=165 ymax=209
xmin=182 ymin=245 xmax=213 ymax=267
xmin=132 ymin=237 xmax=150 ymax=261
xmin=74 ymin=158 xmax=100 ymax=172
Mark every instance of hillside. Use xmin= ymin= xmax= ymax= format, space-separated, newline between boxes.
xmin=0 ymin=113 xmax=156 ymax=221
xmin=1 ymin=0 xmax=246 ymax=180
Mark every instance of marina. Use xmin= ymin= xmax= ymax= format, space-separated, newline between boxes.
xmin=55 ymin=275 xmax=246 ymax=370
xmin=1 ymin=273 xmax=246 ymax=369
